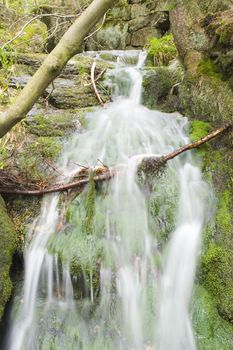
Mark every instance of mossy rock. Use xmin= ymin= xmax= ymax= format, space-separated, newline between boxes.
xmin=16 ymin=135 xmax=62 ymax=181
xmin=192 ymin=285 xmax=233 ymax=349
xmin=204 ymin=10 xmax=233 ymax=49
xmin=5 ymin=196 xmax=41 ymax=253
xmin=0 ymin=195 xmax=17 ymax=320
xmin=86 ymin=22 xmax=129 ymax=51
xmin=15 ymin=53 xmax=114 ymax=78
xmin=24 ymin=107 xmax=93 ymax=137
xmin=200 ymin=241 xmax=233 ymax=322
xmin=179 ymin=74 xmax=233 ymax=123
xmin=24 ymin=111 xmax=77 ymax=137
xmin=47 ymin=84 xmax=108 ymax=110
xmin=188 ymin=118 xmax=233 ymax=322
xmin=142 ymin=63 xmax=184 ymax=110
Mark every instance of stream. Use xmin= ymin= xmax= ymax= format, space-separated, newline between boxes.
xmin=5 ymin=51 xmax=209 ymax=350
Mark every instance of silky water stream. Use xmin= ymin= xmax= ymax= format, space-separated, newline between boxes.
xmin=6 ymin=51 xmax=209 ymax=350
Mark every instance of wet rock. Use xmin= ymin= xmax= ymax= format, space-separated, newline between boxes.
xmin=9 ymin=53 xmax=113 ymax=110
xmin=141 ymin=63 xmax=184 ymax=110
xmin=47 ymin=84 xmax=104 ymax=109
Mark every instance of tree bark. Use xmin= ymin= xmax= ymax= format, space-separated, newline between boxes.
xmin=0 ymin=0 xmax=117 ymax=138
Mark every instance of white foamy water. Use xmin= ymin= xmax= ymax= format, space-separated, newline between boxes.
xmin=7 ymin=51 xmax=208 ymax=350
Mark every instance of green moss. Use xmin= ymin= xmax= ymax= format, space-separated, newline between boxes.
xmin=75 ymin=62 xmax=89 ymax=76
xmin=6 ymin=196 xmax=41 ymax=253
xmin=198 ymin=59 xmax=221 ymax=79
xmin=142 ymin=65 xmax=183 ymax=110
xmin=200 ymin=241 xmax=233 ymax=322
xmin=192 ymin=125 xmax=233 ymax=323
xmin=192 ymin=285 xmax=233 ymax=350
xmin=76 ymin=107 xmax=95 ymax=129
xmin=29 ymin=136 xmax=61 ymax=158
xmin=147 ymin=168 xmax=179 ymax=246
xmin=146 ymin=34 xmax=178 ymax=66
xmin=216 ymin=191 xmax=232 ymax=236
xmin=0 ymin=46 xmax=15 ymax=104
xmin=106 ymin=0 xmax=130 ymax=22
xmin=179 ymin=75 xmax=233 ymax=123
xmin=25 ymin=113 xmax=76 ymax=137
xmin=48 ymin=186 xmax=104 ymax=280
xmin=0 ymin=195 xmax=17 ymax=319
xmin=189 ymin=120 xmax=212 ymax=150
xmin=82 ymin=172 xmax=96 ymax=236
xmin=13 ymin=20 xmax=47 ymax=53
xmin=142 ymin=67 xmax=173 ymax=108
xmin=189 ymin=120 xmax=211 ymax=140
xmin=18 ymin=136 xmax=62 ymax=180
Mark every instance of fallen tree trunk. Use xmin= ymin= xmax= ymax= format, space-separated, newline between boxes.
xmin=0 ymin=123 xmax=231 ymax=196
xmin=0 ymin=0 xmax=117 ymax=138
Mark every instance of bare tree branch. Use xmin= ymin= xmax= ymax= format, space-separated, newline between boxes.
xmin=1 ymin=13 xmax=80 ymax=49
xmin=163 ymin=123 xmax=232 ymax=162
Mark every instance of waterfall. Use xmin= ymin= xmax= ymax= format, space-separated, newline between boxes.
xmin=7 ymin=51 xmax=208 ymax=350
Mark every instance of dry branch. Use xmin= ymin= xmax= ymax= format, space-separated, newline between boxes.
xmin=91 ymin=61 xmax=105 ymax=107
xmin=0 ymin=123 xmax=231 ymax=196
xmin=163 ymin=123 xmax=232 ymax=162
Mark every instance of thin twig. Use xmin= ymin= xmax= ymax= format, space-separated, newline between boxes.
xmin=85 ymin=69 xmax=106 ymax=86
xmin=2 ymin=15 xmax=41 ymax=49
xmin=91 ymin=62 xmax=105 ymax=107
xmin=84 ymin=12 xmax=107 ymax=41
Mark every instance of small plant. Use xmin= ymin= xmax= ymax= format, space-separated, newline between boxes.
xmin=0 ymin=46 xmax=14 ymax=71
xmin=146 ymin=34 xmax=178 ymax=66
xmin=0 ymin=45 xmax=15 ymax=104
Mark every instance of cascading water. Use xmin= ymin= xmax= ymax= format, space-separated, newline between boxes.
xmin=6 ymin=51 xmax=209 ymax=350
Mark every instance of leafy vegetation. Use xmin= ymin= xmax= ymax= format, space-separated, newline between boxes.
xmin=146 ymin=34 xmax=178 ymax=66
xmin=0 ymin=46 xmax=15 ymax=104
